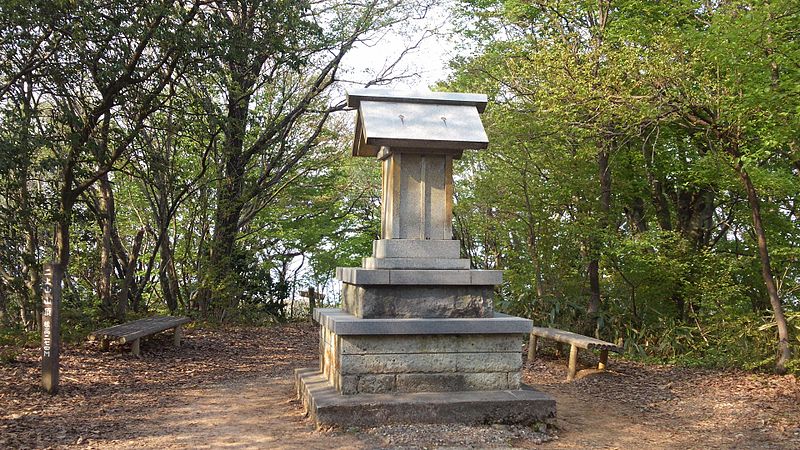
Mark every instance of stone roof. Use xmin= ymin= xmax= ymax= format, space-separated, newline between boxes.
xmin=347 ymin=89 xmax=489 ymax=157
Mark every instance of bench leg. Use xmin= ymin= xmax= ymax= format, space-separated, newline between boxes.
xmin=567 ymin=344 xmax=579 ymax=381
xmin=131 ymin=338 xmax=140 ymax=356
xmin=598 ymin=349 xmax=609 ymax=370
xmin=174 ymin=325 xmax=183 ymax=347
xmin=100 ymin=338 xmax=109 ymax=351
xmin=527 ymin=333 xmax=538 ymax=362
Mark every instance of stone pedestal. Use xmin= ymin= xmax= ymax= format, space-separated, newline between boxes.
xmin=295 ymin=89 xmax=555 ymax=428
xmin=295 ymin=309 xmax=556 ymax=426
xmin=317 ymin=309 xmax=528 ymax=394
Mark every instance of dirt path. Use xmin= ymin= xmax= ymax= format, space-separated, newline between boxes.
xmin=2 ymin=323 xmax=799 ymax=449
xmin=542 ymin=387 xmax=677 ymax=449
xmin=527 ymin=357 xmax=800 ymax=449
xmin=106 ymin=377 xmax=364 ymax=449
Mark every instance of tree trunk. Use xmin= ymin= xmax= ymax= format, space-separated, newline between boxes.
xmin=22 ymin=223 xmax=40 ymax=331
xmin=586 ymin=146 xmax=612 ymax=337
xmin=19 ymin=165 xmax=40 ymax=331
xmin=625 ymin=196 xmax=647 ymax=233
xmin=97 ymin=175 xmax=115 ymax=317
xmin=586 ymin=258 xmax=601 ymax=336
xmin=529 ymin=232 xmax=545 ymax=300
xmin=49 ymin=189 xmax=73 ymax=394
xmin=160 ymin=235 xmax=180 ymax=314
xmin=206 ymin=175 xmax=246 ymax=313
xmin=735 ymin=161 xmax=792 ymax=374
xmin=643 ymin=140 xmax=673 ymax=231
xmin=55 ymin=179 xmax=75 ymax=276
xmin=203 ymin=67 xmax=252 ymax=315
xmin=117 ymin=227 xmax=145 ymax=320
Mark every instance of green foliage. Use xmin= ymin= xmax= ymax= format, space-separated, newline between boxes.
xmin=0 ymin=0 xmax=408 ymax=330
xmin=449 ymin=0 xmax=800 ymax=373
xmin=0 ymin=0 xmax=797 ymax=377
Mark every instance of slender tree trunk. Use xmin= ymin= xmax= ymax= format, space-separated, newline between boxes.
xmin=17 ymin=77 xmax=40 ymax=331
xmin=97 ymin=176 xmax=115 ymax=317
xmin=734 ymin=161 xmax=792 ymax=374
xmin=586 ymin=259 xmax=601 ymax=331
xmin=23 ymin=223 xmax=40 ymax=331
xmin=642 ymin=137 xmax=673 ymax=231
xmin=625 ymin=197 xmax=648 ymax=233
xmin=117 ymin=227 xmax=145 ymax=320
xmin=522 ymin=173 xmax=545 ymax=302
xmin=528 ymin=232 xmax=545 ymax=300
xmin=50 ymin=189 xmax=72 ymax=393
xmin=55 ymin=173 xmax=74 ymax=275
xmin=160 ymin=235 xmax=179 ymax=313
xmin=19 ymin=166 xmax=40 ymax=331
xmin=586 ymin=146 xmax=612 ymax=337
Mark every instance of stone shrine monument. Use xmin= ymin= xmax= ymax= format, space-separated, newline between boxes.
xmin=295 ymin=89 xmax=555 ymax=427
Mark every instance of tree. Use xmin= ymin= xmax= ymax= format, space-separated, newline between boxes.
xmin=0 ymin=0 xmax=204 ymax=391
xmin=449 ymin=0 xmax=799 ymax=372
xmin=194 ymin=0 xmax=434 ymax=317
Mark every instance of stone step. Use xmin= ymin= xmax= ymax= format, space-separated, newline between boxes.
xmin=295 ymin=368 xmax=556 ymax=428
xmin=335 ymin=267 xmax=503 ymax=286
xmin=372 ymin=239 xmax=462 ymax=259
xmin=341 ymin=284 xmax=493 ymax=319
xmin=362 ymin=257 xmax=471 ymax=270
xmin=314 ymin=308 xmax=532 ymax=336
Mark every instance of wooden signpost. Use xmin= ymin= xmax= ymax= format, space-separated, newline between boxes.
xmin=42 ymin=263 xmax=62 ymax=394
xmin=300 ymin=287 xmax=324 ymax=321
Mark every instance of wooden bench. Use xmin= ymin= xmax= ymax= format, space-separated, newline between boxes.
xmin=528 ymin=327 xmax=623 ymax=381
xmin=88 ymin=316 xmax=191 ymax=356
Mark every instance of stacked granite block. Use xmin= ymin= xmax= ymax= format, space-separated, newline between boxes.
xmin=321 ymin=327 xmax=523 ymax=394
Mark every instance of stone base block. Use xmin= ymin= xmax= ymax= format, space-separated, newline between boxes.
xmin=296 ymin=368 xmax=556 ymax=428
xmin=319 ymin=312 xmax=527 ymax=395
xmin=330 ymin=369 xmax=520 ymax=394
xmin=335 ymin=267 xmax=503 ymax=286
xmin=314 ymin=308 xmax=532 ymax=335
xmin=363 ymin=257 xmax=471 ymax=270
xmin=341 ymin=283 xmax=493 ymax=318
xmin=373 ymin=239 xmax=462 ymax=259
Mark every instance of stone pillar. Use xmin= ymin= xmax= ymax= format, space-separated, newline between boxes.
xmin=380 ymin=149 xmax=453 ymax=241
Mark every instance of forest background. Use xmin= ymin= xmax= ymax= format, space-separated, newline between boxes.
xmin=0 ymin=0 xmax=798 ymax=375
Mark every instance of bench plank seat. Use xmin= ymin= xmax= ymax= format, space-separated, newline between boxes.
xmin=89 ymin=316 xmax=191 ymax=355
xmin=528 ymin=326 xmax=622 ymax=380
xmin=529 ymin=327 xmax=623 ymax=353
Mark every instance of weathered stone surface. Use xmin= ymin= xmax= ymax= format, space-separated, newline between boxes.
xmin=337 ymin=334 xmax=521 ymax=355
xmin=508 ymin=371 xmax=522 ymax=389
xmin=395 ymin=372 xmax=509 ymax=392
xmin=357 ymin=374 xmax=397 ymax=394
xmin=335 ymin=372 xmax=358 ymax=395
xmin=373 ymin=239 xmax=461 ymax=259
xmin=362 ymin=257 xmax=471 ymax=270
xmin=389 ymin=269 xmax=471 ymax=285
xmin=341 ymin=283 xmax=493 ymax=319
xmin=335 ymin=267 xmax=390 ymax=285
xmin=457 ymin=353 xmax=522 ymax=373
xmin=339 ymin=353 xmax=457 ymax=374
xmin=320 ymin=327 xmax=526 ymax=394
xmin=470 ymin=270 xmax=504 ymax=285
xmin=338 ymin=352 xmax=521 ymax=375
xmin=336 ymin=267 xmax=503 ymax=286
xmin=314 ymin=308 xmax=533 ymax=336
xmin=296 ymin=368 xmax=557 ymax=428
